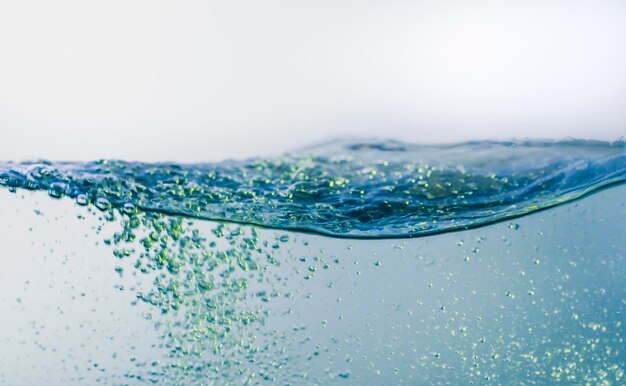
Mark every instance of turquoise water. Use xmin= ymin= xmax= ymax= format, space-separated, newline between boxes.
xmin=0 ymin=139 xmax=624 ymax=385
xmin=1 ymin=139 xmax=624 ymax=238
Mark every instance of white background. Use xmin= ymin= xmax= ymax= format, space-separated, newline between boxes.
xmin=0 ymin=0 xmax=625 ymax=162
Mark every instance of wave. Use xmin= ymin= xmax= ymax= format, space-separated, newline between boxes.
xmin=1 ymin=138 xmax=624 ymax=238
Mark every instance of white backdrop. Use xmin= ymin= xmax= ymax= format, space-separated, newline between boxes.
xmin=1 ymin=0 xmax=625 ymax=162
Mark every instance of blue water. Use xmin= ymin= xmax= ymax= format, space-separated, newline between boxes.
xmin=0 ymin=139 xmax=624 ymax=385
xmin=1 ymin=139 xmax=624 ymax=238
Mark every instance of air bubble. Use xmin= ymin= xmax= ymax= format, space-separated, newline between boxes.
xmin=95 ymin=197 xmax=111 ymax=211
xmin=122 ymin=203 xmax=137 ymax=215
xmin=47 ymin=182 xmax=67 ymax=199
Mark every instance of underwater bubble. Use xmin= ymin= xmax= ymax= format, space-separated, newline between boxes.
xmin=47 ymin=182 xmax=67 ymax=199
xmin=75 ymin=194 xmax=89 ymax=206
xmin=94 ymin=197 xmax=111 ymax=211
xmin=122 ymin=203 xmax=137 ymax=215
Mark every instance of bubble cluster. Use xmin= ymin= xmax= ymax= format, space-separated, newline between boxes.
xmin=104 ymin=208 xmax=305 ymax=383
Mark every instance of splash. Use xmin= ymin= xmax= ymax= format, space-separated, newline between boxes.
xmin=1 ymin=139 xmax=624 ymax=238
xmin=1 ymin=138 xmax=625 ymax=384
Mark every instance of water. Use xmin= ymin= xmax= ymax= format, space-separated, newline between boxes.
xmin=2 ymin=139 xmax=624 ymax=238
xmin=0 ymin=139 xmax=624 ymax=385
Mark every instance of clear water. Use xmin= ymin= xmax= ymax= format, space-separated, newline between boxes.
xmin=0 ymin=139 xmax=624 ymax=385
